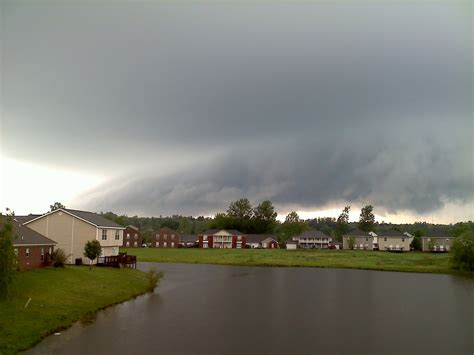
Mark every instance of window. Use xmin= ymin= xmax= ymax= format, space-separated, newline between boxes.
xmin=134 ymin=241 xmax=138 ymax=247
xmin=156 ymin=242 xmax=159 ymax=247
xmin=203 ymin=236 xmax=208 ymax=241
xmin=26 ymin=248 xmax=30 ymax=258
xmin=41 ymin=248 xmax=45 ymax=262
xmin=384 ymin=237 xmax=387 ymax=242
xmin=127 ymin=233 xmax=130 ymax=239
xmin=102 ymin=229 xmax=107 ymax=240
xmin=171 ymin=242 xmax=174 ymax=247
xmin=402 ymin=238 xmax=405 ymax=242
xmin=14 ymin=248 xmax=18 ymax=256
xmin=115 ymin=230 xmax=120 ymax=240
xmin=365 ymin=238 xmax=368 ymax=241
xmin=164 ymin=234 xmax=168 ymax=240
xmin=171 ymin=234 xmax=175 ymax=240
xmin=134 ymin=234 xmax=138 ymax=240
xmin=164 ymin=242 xmax=167 ymax=247
xmin=48 ymin=247 xmax=52 ymax=254
xmin=126 ymin=241 xmax=130 ymax=247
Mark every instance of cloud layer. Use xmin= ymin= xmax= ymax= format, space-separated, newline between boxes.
xmin=2 ymin=1 xmax=472 ymax=218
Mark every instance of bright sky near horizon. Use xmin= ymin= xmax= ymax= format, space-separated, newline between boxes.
xmin=1 ymin=1 xmax=472 ymax=224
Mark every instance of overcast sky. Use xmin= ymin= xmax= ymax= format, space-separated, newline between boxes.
xmin=1 ymin=1 xmax=472 ymax=223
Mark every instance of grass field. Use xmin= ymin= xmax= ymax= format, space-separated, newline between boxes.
xmin=0 ymin=266 xmax=150 ymax=355
xmin=122 ymin=247 xmax=470 ymax=276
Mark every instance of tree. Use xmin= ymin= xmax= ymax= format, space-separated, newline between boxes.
xmin=0 ymin=210 xmax=16 ymax=299
xmin=358 ymin=205 xmax=375 ymax=232
xmin=253 ymin=200 xmax=277 ymax=233
xmin=280 ymin=211 xmax=306 ymax=241
xmin=347 ymin=235 xmax=356 ymax=250
xmin=410 ymin=229 xmax=424 ymax=251
xmin=285 ymin=211 xmax=300 ymax=224
xmin=335 ymin=206 xmax=351 ymax=241
xmin=227 ymin=198 xmax=253 ymax=220
xmin=84 ymin=240 xmax=102 ymax=269
xmin=451 ymin=232 xmax=474 ymax=271
xmin=50 ymin=202 xmax=66 ymax=211
xmin=427 ymin=238 xmax=436 ymax=252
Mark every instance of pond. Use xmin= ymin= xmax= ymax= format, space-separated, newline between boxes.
xmin=26 ymin=263 xmax=473 ymax=354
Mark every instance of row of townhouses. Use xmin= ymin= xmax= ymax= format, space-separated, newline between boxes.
xmin=5 ymin=208 xmax=456 ymax=271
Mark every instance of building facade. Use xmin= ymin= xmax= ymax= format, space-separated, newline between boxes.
xmin=198 ymin=229 xmax=246 ymax=248
xmin=422 ymin=236 xmax=454 ymax=252
xmin=377 ymin=229 xmax=411 ymax=251
xmin=9 ymin=219 xmax=56 ymax=270
xmin=292 ymin=230 xmax=331 ymax=249
xmin=24 ymin=209 xmax=124 ymax=264
xmin=154 ymin=227 xmax=181 ymax=248
xmin=245 ymin=234 xmax=279 ymax=248
xmin=123 ymin=225 xmax=142 ymax=247
xmin=343 ymin=229 xmax=373 ymax=250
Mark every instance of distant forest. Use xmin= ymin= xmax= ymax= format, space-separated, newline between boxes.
xmin=98 ymin=199 xmax=474 ymax=244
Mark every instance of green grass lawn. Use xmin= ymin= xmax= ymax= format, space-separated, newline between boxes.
xmin=122 ymin=247 xmax=470 ymax=276
xmin=0 ymin=266 xmax=150 ymax=355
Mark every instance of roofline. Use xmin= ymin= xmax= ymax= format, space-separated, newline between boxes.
xmin=422 ymin=236 xmax=454 ymax=239
xmin=24 ymin=209 xmax=125 ymax=229
xmin=13 ymin=243 xmax=56 ymax=246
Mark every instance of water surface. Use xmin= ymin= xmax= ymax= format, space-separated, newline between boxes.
xmin=27 ymin=263 xmax=473 ymax=354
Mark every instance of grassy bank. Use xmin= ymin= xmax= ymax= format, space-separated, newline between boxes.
xmin=122 ymin=247 xmax=469 ymax=275
xmin=0 ymin=266 xmax=150 ymax=355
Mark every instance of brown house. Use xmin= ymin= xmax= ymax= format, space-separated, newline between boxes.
xmin=154 ymin=227 xmax=181 ymax=248
xmin=123 ymin=225 xmax=142 ymax=247
xmin=198 ymin=229 xmax=246 ymax=248
xmin=422 ymin=235 xmax=455 ymax=252
xmin=5 ymin=219 xmax=56 ymax=270
xmin=343 ymin=229 xmax=373 ymax=250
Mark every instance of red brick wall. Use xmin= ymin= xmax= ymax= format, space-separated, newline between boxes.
xmin=154 ymin=229 xmax=180 ymax=248
xmin=123 ymin=227 xmax=142 ymax=247
xmin=15 ymin=245 xmax=54 ymax=270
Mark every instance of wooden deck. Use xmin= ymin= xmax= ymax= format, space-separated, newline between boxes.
xmin=97 ymin=254 xmax=137 ymax=269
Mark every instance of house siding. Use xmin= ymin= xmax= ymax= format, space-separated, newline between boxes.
xmin=378 ymin=236 xmax=411 ymax=251
xmin=14 ymin=245 xmax=54 ymax=270
xmin=421 ymin=237 xmax=454 ymax=252
xmin=123 ymin=227 xmax=142 ymax=247
xmin=343 ymin=236 xmax=373 ymax=250
xmin=26 ymin=210 xmax=122 ymax=263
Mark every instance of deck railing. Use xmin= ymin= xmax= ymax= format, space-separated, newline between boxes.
xmin=97 ymin=254 xmax=137 ymax=268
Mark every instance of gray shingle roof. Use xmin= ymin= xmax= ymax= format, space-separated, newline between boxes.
xmin=181 ymin=234 xmax=198 ymax=243
xmin=343 ymin=229 xmax=371 ymax=237
xmin=245 ymin=234 xmax=278 ymax=243
xmin=378 ymin=229 xmax=406 ymax=237
xmin=295 ymin=230 xmax=330 ymax=239
xmin=4 ymin=219 xmax=57 ymax=246
xmin=200 ymin=229 xmax=244 ymax=235
xmin=64 ymin=209 xmax=124 ymax=228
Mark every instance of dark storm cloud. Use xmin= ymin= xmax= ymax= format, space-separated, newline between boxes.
xmin=2 ymin=1 xmax=472 ymax=216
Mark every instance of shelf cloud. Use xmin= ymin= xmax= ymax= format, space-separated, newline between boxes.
xmin=2 ymin=1 xmax=472 ymax=220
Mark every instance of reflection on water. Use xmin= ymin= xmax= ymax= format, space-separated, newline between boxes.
xmin=27 ymin=263 xmax=474 ymax=355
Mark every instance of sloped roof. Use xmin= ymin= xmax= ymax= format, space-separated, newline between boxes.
xmin=181 ymin=234 xmax=198 ymax=243
xmin=24 ymin=209 xmax=124 ymax=228
xmin=378 ymin=229 xmax=406 ymax=237
xmin=127 ymin=225 xmax=139 ymax=231
xmin=65 ymin=209 xmax=124 ymax=228
xmin=422 ymin=233 xmax=453 ymax=239
xmin=157 ymin=227 xmax=180 ymax=235
xmin=245 ymin=234 xmax=278 ymax=243
xmin=200 ymin=229 xmax=244 ymax=235
xmin=343 ymin=229 xmax=371 ymax=237
xmin=15 ymin=215 xmax=42 ymax=224
xmin=0 ymin=219 xmax=57 ymax=246
xmin=295 ymin=230 xmax=330 ymax=238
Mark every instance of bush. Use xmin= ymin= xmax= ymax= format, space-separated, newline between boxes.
xmin=51 ymin=248 xmax=68 ymax=268
xmin=145 ymin=268 xmax=163 ymax=293
xmin=451 ymin=232 xmax=474 ymax=272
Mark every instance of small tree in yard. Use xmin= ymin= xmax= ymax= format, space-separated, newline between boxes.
xmin=427 ymin=238 xmax=436 ymax=252
xmin=451 ymin=232 xmax=474 ymax=272
xmin=347 ymin=236 xmax=356 ymax=250
xmin=84 ymin=240 xmax=102 ymax=269
xmin=0 ymin=210 xmax=16 ymax=299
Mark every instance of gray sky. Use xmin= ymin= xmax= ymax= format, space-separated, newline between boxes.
xmin=1 ymin=1 xmax=473 ymax=222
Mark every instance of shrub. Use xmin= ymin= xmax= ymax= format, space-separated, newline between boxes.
xmin=347 ymin=236 xmax=356 ymax=250
xmin=451 ymin=232 xmax=474 ymax=272
xmin=145 ymin=268 xmax=163 ymax=293
xmin=51 ymin=248 xmax=68 ymax=268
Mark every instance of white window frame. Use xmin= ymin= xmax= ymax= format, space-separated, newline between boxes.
xmin=115 ymin=230 xmax=120 ymax=240
xmin=102 ymin=229 xmax=107 ymax=240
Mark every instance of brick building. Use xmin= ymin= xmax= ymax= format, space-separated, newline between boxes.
xmin=123 ymin=225 xmax=142 ymax=247
xmin=198 ymin=229 xmax=246 ymax=248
